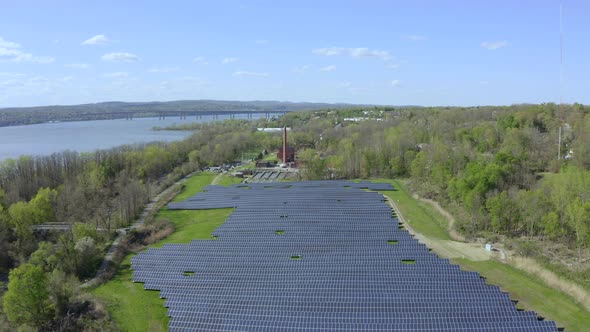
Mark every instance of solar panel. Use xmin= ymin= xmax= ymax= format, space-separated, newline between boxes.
xmin=131 ymin=180 xmax=558 ymax=331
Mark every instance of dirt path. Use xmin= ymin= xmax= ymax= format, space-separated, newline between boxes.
xmin=413 ymin=195 xmax=465 ymax=242
xmin=385 ymin=195 xmax=491 ymax=261
xmin=211 ymin=173 xmax=223 ymax=185
xmin=389 ymin=194 xmax=590 ymax=312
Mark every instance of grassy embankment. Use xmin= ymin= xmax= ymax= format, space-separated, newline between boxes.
xmin=375 ymin=178 xmax=590 ymax=332
xmin=93 ymin=172 xmax=236 ymax=332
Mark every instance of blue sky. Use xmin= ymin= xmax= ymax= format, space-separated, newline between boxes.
xmin=0 ymin=0 xmax=588 ymax=107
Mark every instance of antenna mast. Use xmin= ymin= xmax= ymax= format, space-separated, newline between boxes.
xmin=557 ymin=0 xmax=564 ymax=170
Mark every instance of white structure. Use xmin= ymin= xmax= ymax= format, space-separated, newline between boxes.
xmin=257 ymin=127 xmax=291 ymax=132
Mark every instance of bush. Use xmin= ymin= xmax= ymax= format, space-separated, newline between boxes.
xmin=514 ymin=240 xmax=539 ymax=257
xmin=125 ymin=219 xmax=175 ymax=249
xmin=75 ymin=237 xmax=101 ymax=280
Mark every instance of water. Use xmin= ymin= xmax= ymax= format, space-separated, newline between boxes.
xmin=0 ymin=113 xmax=273 ymax=161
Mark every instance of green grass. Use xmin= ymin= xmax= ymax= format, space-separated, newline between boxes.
xmin=215 ymin=174 xmax=244 ymax=187
xmin=370 ymin=178 xmax=450 ymax=240
xmin=454 ymin=258 xmax=590 ymax=332
xmin=93 ymin=255 xmax=169 ymax=332
xmin=172 ymin=172 xmax=216 ymax=202
xmin=93 ymin=172 xmax=233 ymax=332
xmin=263 ymin=152 xmax=278 ymax=162
xmin=151 ymin=208 xmax=234 ymax=247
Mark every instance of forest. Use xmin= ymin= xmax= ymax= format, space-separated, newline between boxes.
xmin=0 ymin=103 xmax=589 ymax=330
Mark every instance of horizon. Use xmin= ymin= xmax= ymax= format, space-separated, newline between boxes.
xmin=1 ymin=0 xmax=589 ymax=107
xmin=0 ymin=98 xmax=583 ymax=111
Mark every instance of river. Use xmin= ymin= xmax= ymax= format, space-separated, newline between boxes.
xmin=0 ymin=113 xmax=273 ymax=161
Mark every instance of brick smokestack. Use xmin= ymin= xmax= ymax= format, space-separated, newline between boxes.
xmin=283 ymin=126 xmax=287 ymax=164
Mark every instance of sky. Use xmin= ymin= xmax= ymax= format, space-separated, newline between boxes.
xmin=0 ymin=0 xmax=588 ymax=107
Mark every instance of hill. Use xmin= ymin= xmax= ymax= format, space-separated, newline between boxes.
xmin=0 ymin=100 xmax=372 ymax=127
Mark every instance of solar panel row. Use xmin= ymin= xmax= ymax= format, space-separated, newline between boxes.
xmin=131 ymin=180 xmax=558 ymax=331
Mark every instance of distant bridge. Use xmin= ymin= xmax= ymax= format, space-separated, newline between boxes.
xmin=73 ymin=110 xmax=287 ymax=121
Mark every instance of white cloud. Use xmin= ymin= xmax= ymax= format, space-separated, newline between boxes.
xmin=480 ymin=40 xmax=508 ymax=50
xmin=312 ymin=47 xmax=392 ymax=60
xmin=404 ymin=35 xmax=428 ymax=41
xmin=319 ymin=65 xmax=336 ymax=72
xmin=233 ymin=70 xmax=269 ymax=77
xmin=0 ymin=72 xmax=25 ymax=77
xmin=148 ymin=66 xmax=180 ymax=73
xmin=0 ymin=37 xmax=20 ymax=48
xmin=479 ymin=80 xmax=489 ymax=85
xmin=391 ymin=80 xmax=401 ymax=87
xmin=386 ymin=63 xmax=400 ymax=70
xmin=339 ymin=81 xmax=352 ymax=88
xmin=292 ymin=65 xmax=310 ymax=73
xmin=102 ymin=52 xmax=140 ymax=62
xmin=65 ymin=63 xmax=90 ymax=69
xmin=103 ymin=72 xmax=128 ymax=78
xmin=255 ymin=40 xmax=268 ymax=45
xmin=0 ymin=47 xmax=54 ymax=63
xmin=193 ymin=56 xmax=208 ymax=65
xmin=0 ymin=37 xmax=54 ymax=63
xmin=222 ymin=57 xmax=239 ymax=64
xmin=59 ymin=76 xmax=74 ymax=82
xmin=81 ymin=34 xmax=111 ymax=45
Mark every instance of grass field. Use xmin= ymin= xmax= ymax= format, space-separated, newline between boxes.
xmin=172 ymin=172 xmax=216 ymax=202
xmin=371 ymin=178 xmax=451 ymax=240
xmin=93 ymin=173 xmax=233 ymax=332
xmin=455 ymin=258 xmax=590 ymax=332
xmin=215 ymin=174 xmax=244 ymax=187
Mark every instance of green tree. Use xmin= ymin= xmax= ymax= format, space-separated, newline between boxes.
xmin=542 ymin=211 xmax=565 ymax=240
xmin=565 ymin=198 xmax=590 ymax=260
xmin=486 ymin=191 xmax=521 ymax=233
xmin=3 ymin=264 xmax=54 ymax=328
xmin=299 ymin=149 xmax=327 ymax=180
xmin=48 ymin=269 xmax=79 ymax=319
xmin=29 ymin=241 xmax=57 ymax=272
xmin=75 ymin=236 xmax=101 ymax=279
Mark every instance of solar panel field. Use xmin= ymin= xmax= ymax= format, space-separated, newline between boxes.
xmin=131 ymin=181 xmax=558 ymax=331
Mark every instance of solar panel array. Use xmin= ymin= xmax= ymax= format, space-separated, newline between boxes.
xmin=132 ymin=180 xmax=558 ymax=331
